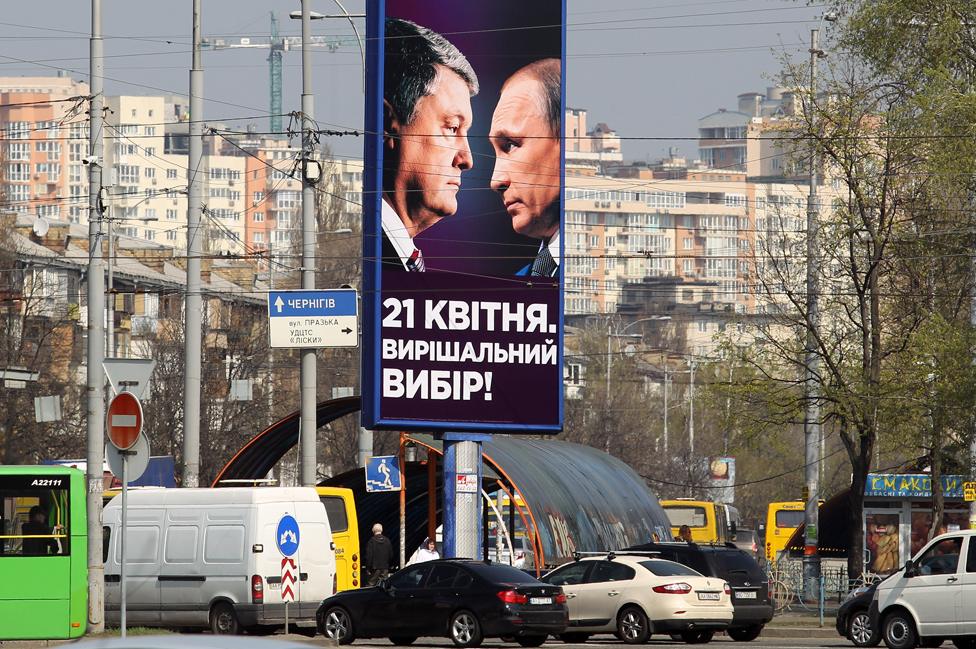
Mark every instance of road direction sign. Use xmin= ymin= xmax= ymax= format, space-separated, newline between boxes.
xmin=267 ymin=289 xmax=358 ymax=349
xmin=276 ymin=514 xmax=300 ymax=557
xmin=365 ymin=455 xmax=402 ymax=493
xmin=280 ymin=557 xmax=297 ymax=602
xmin=107 ymin=392 xmax=143 ymax=450
xmin=106 ymin=431 xmax=151 ymax=484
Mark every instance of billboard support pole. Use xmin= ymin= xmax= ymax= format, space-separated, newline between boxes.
xmin=442 ymin=433 xmax=489 ymax=560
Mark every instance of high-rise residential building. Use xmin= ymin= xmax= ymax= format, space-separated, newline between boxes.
xmin=0 ymin=76 xmax=90 ymax=224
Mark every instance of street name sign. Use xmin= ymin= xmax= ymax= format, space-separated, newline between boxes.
xmin=267 ymin=289 xmax=358 ymax=349
xmin=107 ymin=392 xmax=143 ymax=450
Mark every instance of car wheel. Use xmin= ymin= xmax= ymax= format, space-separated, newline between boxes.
xmin=209 ymin=602 xmax=241 ymax=635
xmin=616 ymin=606 xmax=651 ymax=644
xmin=921 ymin=640 xmax=944 ymax=648
xmin=321 ymin=606 xmax=355 ymax=645
xmin=389 ymin=637 xmax=418 ymax=646
xmin=517 ymin=636 xmax=547 ymax=647
xmin=883 ymin=611 xmax=918 ymax=649
xmin=680 ymin=630 xmax=714 ymax=644
xmin=449 ymin=609 xmax=483 ymax=648
xmin=848 ymin=611 xmax=880 ymax=647
xmin=559 ymin=633 xmax=590 ymax=643
xmin=727 ymin=625 xmax=764 ymax=642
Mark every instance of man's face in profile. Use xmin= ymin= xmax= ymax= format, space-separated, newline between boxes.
xmin=490 ymin=75 xmax=560 ymax=240
xmin=388 ymin=65 xmax=474 ymax=231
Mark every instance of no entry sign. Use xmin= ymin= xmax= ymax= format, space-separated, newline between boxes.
xmin=107 ymin=392 xmax=143 ymax=450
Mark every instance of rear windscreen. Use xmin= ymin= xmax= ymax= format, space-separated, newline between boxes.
xmin=665 ymin=506 xmax=707 ymax=527
xmin=710 ymin=550 xmax=764 ymax=580
xmin=775 ymin=510 xmax=804 ymax=528
xmin=639 ymin=560 xmax=701 ymax=577
xmin=321 ymin=496 xmax=349 ymax=533
xmin=473 ymin=563 xmax=539 ymax=584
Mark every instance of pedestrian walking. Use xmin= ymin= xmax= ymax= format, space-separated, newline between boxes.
xmin=365 ymin=522 xmax=393 ymax=586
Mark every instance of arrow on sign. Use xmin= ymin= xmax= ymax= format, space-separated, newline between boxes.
xmin=342 ymin=327 xmax=352 ymax=334
xmin=274 ymin=296 xmax=284 ymax=313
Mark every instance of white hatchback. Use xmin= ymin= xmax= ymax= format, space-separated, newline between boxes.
xmin=542 ymin=553 xmax=734 ymax=644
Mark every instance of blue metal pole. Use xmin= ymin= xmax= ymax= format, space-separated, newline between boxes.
xmin=442 ymin=433 xmax=490 ymax=559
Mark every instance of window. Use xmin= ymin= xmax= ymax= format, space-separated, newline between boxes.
xmin=546 ymin=562 xmax=590 ymax=586
xmin=775 ymin=511 xmax=804 ymax=528
xmin=253 ymin=191 xmax=265 ymax=204
xmin=589 ymin=561 xmax=635 ymax=583
xmin=683 ymin=238 xmax=693 ymax=250
xmin=144 ymin=167 xmax=155 ymax=179
xmin=253 ymin=232 xmax=264 ymax=243
xmin=320 ymin=496 xmax=349 ymax=533
xmin=666 ymin=506 xmax=707 ymax=527
xmin=166 ymin=231 xmax=177 ymax=241
xmin=917 ymin=537 xmax=962 ymax=576
xmin=967 ymin=539 xmax=976 ymax=573
xmin=427 ymin=564 xmax=462 ymax=589
xmin=145 ymin=126 xmax=156 ymax=136
xmin=639 ymin=560 xmax=701 ymax=577
xmin=698 ymin=321 xmax=708 ymax=333
xmin=253 ymin=212 xmax=264 ymax=222
xmin=388 ymin=565 xmax=431 ymax=589
xmin=166 ymin=169 xmax=178 ymax=179
xmin=683 ymin=260 xmax=693 ymax=273
xmin=166 ymin=209 xmax=177 ymax=220
xmin=204 ymin=525 xmax=245 ymax=564
xmin=1 ymin=478 xmax=71 ymax=556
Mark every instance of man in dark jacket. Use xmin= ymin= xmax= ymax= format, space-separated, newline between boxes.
xmin=365 ymin=523 xmax=393 ymax=586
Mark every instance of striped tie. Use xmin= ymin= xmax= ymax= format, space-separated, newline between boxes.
xmin=531 ymin=245 xmax=557 ymax=277
xmin=406 ymin=248 xmax=425 ymax=272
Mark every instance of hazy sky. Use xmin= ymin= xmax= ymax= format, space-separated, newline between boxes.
xmin=0 ymin=0 xmax=825 ymax=160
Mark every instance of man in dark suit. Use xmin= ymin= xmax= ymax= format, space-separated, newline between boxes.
xmin=489 ymin=58 xmax=562 ymax=277
xmin=381 ymin=18 xmax=479 ymax=271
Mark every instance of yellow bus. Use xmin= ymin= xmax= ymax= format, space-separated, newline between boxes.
xmin=660 ymin=499 xmax=739 ymax=544
xmin=764 ymin=501 xmax=805 ymax=563
xmin=316 ymin=487 xmax=360 ymax=591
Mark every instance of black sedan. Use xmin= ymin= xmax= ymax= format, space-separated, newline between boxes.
xmin=835 ymin=584 xmax=880 ymax=647
xmin=316 ymin=559 xmax=568 ymax=647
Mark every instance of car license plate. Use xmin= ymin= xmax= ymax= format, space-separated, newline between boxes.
xmin=736 ymin=591 xmax=757 ymax=599
xmin=268 ymin=582 xmax=281 ymax=590
xmin=530 ymin=597 xmax=552 ymax=605
xmin=697 ymin=592 xmax=720 ymax=601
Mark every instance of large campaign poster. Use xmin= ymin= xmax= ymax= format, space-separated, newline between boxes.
xmin=362 ymin=0 xmax=565 ymax=432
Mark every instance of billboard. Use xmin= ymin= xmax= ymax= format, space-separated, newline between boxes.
xmin=362 ymin=0 xmax=566 ymax=432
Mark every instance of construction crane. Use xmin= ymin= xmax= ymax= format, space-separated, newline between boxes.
xmin=201 ymin=12 xmax=339 ymax=133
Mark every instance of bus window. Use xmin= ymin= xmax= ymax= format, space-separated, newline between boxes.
xmin=776 ymin=510 xmax=805 ymax=529
xmin=322 ymin=496 xmax=349 ymax=533
xmin=1 ymin=483 xmax=69 ymax=556
xmin=666 ymin=506 xmax=708 ymax=527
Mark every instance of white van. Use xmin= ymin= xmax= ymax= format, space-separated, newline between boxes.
xmin=103 ymin=487 xmax=335 ymax=635
xmin=873 ymin=529 xmax=976 ymax=649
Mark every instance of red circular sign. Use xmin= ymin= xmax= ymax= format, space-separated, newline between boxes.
xmin=107 ymin=392 xmax=143 ymax=450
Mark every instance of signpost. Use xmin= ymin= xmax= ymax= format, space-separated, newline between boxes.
xmin=276 ymin=514 xmax=300 ymax=633
xmin=267 ymin=289 xmax=358 ymax=349
xmin=365 ymin=455 xmax=402 ymax=493
xmin=106 ymin=391 xmax=145 ymax=640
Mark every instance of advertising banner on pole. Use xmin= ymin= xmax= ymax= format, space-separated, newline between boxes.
xmin=362 ymin=0 xmax=566 ymax=433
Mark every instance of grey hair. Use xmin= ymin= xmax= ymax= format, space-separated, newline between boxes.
xmin=372 ymin=523 xmax=383 ymax=534
xmin=507 ymin=58 xmax=561 ymax=139
xmin=384 ymin=18 xmax=479 ymax=125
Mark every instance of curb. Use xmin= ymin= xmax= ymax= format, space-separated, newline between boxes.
xmin=760 ymin=626 xmax=838 ymax=639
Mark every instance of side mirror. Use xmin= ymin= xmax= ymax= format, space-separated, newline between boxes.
xmin=904 ymin=560 xmax=916 ymax=578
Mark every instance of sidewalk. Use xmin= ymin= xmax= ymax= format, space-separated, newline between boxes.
xmin=761 ymin=611 xmax=839 ymax=639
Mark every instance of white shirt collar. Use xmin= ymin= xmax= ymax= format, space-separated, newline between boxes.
xmin=546 ymin=231 xmax=561 ymax=268
xmin=381 ymin=199 xmax=415 ymax=271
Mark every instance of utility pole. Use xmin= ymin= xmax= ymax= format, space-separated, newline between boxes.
xmin=86 ymin=0 xmax=106 ymax=631
xmin=803 ymin=26 xmax=824 ymax=600
xmin=107 ymin=217 xmax=113 ymax=356
xmin=299 ymin=0 xmax=319 ymax=486
xmin=688 ymin=357 xmax=696 ymax=459
xmin=662 ymin=366 xmax=669 ymax=456
xmin=183 ymin=0 xmax=204 ymax=488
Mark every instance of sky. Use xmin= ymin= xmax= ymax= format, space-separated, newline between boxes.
xmin=0 ymin=0 xmax=826 ymax=161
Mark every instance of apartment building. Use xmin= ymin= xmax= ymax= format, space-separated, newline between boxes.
xmin=0 ymin=76 xmax=90 ymax=224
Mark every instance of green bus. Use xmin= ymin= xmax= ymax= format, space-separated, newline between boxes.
xmin=0 ymin=465 xmax=87 ymax=639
